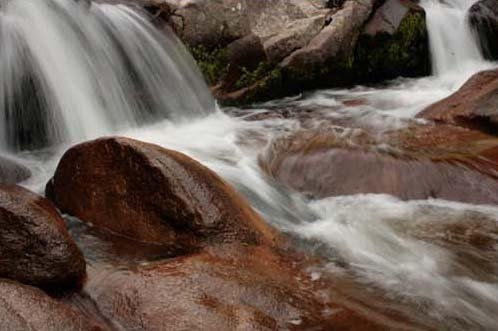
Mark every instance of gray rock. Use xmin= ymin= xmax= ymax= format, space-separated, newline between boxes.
xmin=281 ymin=0 xmax=374 ymax=68
xmin=0 ymin=155 xmax=30 ymax=184
xmin=363 ymin=0 xmax=413 ymax=36
xmin=469 ymin=0 xmax=498 ymax=60
xmin=263 ymin=15 xmax=326 ymax=63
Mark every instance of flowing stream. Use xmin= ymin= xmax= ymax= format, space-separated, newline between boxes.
xmin=1 ymin=0 xmax=498 ymax=329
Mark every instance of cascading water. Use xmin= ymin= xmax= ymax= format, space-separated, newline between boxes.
xmin=421 ymin=0 xmax=487 ymax=77
xmin=2 ymin=0 xmax=498 ymax=329
xmin=0 ymin=0 xmax=214 ymax=152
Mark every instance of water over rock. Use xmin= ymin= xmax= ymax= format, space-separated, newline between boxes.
xmin=469 ymin=0 xmax=498 ymax=61
xmin=82 ymin=245 xmax=391 ymax=330
xmin=0 ymin=279 xmax=105 ymax=330
xmin=0 ymin=185 xmax=86 ymax=290
xmin=47 ymin=137 xmax=277 ymax=247
xmin=262 ymin=123 xmax=498 ymax=205
xmin=418 ymin=68 xmax=498 ymax=133
xmin=0 ymin=155 xmax=31 ymax=184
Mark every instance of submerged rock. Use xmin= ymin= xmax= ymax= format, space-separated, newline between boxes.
xmin=262 ymin=124 xmax=498 ymax=205
xmin=469 ymin=0 xmax=498 ymax=61
xmin=0 ymin=155 xmax=31 ymax=184
xmin=0 ymin=185 xmax=86 ymax=290
xmin=83 ymin=245 xmax=388 ymax=331
xmin=418 ymin=68 xmax=498 ymax=133
xmin=0 ymin=279 xmax=105 ymax=330
xmin=47 ymin=137 xmax=277 ymax=247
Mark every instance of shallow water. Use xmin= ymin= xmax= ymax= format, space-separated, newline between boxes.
xmin=2 ymin=0 xmax=498 ymax=329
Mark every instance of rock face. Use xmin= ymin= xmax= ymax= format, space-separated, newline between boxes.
xmin=469 ymin=0 xmax=498 ymax=61
xmin=0 ymin=279 xmax=104 ymax=330
xmin=174 ymin=0 xmax=250 ymax=47
xmin=83 ymin=246 xmax=388 ymax=331
xmin=0 ymin=155 xmax=31 ymax=184
xmin=418 ymin=69 xmax=498 ymax=132
xmin=262 ymin=124 xmax=498 ymax=205
xmin=355 ymin=0 xmax=430 ymax=81
xmin=47 ymin=137 xmax=276 ymax=247
xmin=0 ymin=185 xmax=86 ymax=290
xmin=154 ymin=0 xmax=429 ymax=105
xmin=281 ymin=0 xmax=373 ymax=69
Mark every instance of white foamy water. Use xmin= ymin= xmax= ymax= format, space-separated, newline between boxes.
xmin=0 ymin=0 xmax=214 ymax=151
xmin=270 ymin=0 xmax=496 ymax=124
xmin=421 ymin=0 xmax=485 ymax=77
xmin=3 ymin=0 xmax=498 ymax=329
xmin=295 ymin=195 xmax=498 ymax=329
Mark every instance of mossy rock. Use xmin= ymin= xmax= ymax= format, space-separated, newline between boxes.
xmin=188 ymin=10 xmax=430 ymax=106
xmin=354 ymin=11 xmax=431 ymax=81
xmin=189 ymin=45 xmax=229 ymax=86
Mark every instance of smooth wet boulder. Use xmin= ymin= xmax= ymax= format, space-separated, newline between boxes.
xmin=47 ymin=137 xmax=276 ymax=247
xmin=0 ymin=279 xmax=105 ymax=330
xmin=469 ymin=0 xmax=498 ymax=61
xmin=354 ymin=0 xmax=430 ymax=81
xmin=0 ymin=155 xmax=31 ymax=184
xmin=418 ymin=69 xmax=498 ymax=132
xmin=83 ymin=245 xmax=388 ymax=330
xmin=262 ymin=124 xmax=498 ymax=205
xmin=0 ymin=185 xmax=85 ymax=290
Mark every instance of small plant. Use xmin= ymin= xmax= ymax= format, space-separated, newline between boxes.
xmin=189 ymin=46 xmax=229 ymax=85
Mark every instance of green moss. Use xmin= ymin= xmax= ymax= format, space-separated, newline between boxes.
xmin=354 ymin=10 xmax=430 ymax=82
xmin=189 ymin=45 xmax=229 ymax=85
xmin=234 ymin=61 xmax=274 ymax=90
xmin=398 ymin=12 xmax=426 ymax=46
xmin=188 ymin=10 xmax=429 ymax=106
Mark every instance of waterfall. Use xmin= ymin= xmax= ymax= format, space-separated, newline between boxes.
xmin=420 ymin=0 xmax=489 ymax=77
xmin=0 ymin=0 xmax=214 ymax=152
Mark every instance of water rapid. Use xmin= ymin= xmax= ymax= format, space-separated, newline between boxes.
xmin=0 ymin=0 xmax=214 ymax=152
xmin=2 ymin=0 xmax=498 ymax=329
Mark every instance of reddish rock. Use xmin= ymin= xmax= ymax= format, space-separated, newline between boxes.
xmin=0 ymin=185 xmax=86 ymax=290
xmin=83 ymin=245 xmax=403 ymax=331
xmin=0 ymin=279 xmax=105 ymax=330
xmin=262 ymin=124 xmax=498 ymax=204
xmin=47 ymin=137 xmax=277 ymax=247
xmin=418 ymin=69 xmax=498 ymax=132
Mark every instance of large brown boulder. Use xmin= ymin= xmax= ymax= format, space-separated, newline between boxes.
xmin=262 ymin=124 xmax=498 ymax=205
xmin=418 ymin=69 xmax=498 ymax=132
xmin=47 ymin=137 xmax=276 ymax=247
xmin=0 ymin=185 xmax=86 ymax=290
xmin=83 ymin=245 xmax=393 ymax=331
xmin=0 ymin=155 xmax=31 ymax=184
xmin=0 ymin=279 xmax=105 ymax=330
